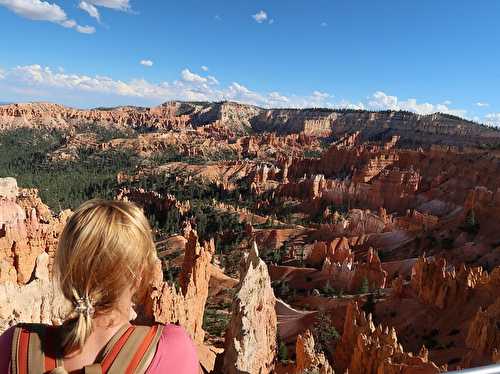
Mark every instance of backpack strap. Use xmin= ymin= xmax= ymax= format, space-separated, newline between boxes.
xmin=100 ymin=325 xmax=164 ymax=374
xmin=10 ymin=324 xmax=164 ymax=374
xmin=10 ymin=324 xmax=59 ymax=374
xmin=100 ymin=325 xmax=136 ymax=373
xmin=124 ymin=324 xmax=163 ymax=374
xmin=10 ymin=326 xmax=25 ymax=374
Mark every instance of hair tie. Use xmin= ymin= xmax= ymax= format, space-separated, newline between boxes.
xmin=72 ymin=289 xmax=95 ymax=317
xmin=74 ymin=296 xmax=95 ymax=317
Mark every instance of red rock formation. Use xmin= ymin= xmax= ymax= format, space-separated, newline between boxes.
xmin=144 ymin=228 xmax=216 ymax=371
xmin=295 ymin=329 xmax=334 ymax=374
xmin=0 ymin=179 xmax=71 ymax=332
xmin=466 ymin=297 xmax=500 ymax=361
xmin=349 ymin=248 xmax=387 ymax=292
xmin=334 ymin=302 xmax=441 ymax=374
xmin=410 ymin=256 xmax=485 ymax=309
xmin=2 ymin=102 xmax=498 ymax=147
xmin=0 ymin=179 xmax=70 ymax=284
xmin=223 ymin=242 xmax=277 ymax=374
xmin=0 ymin=251 xmax=70 ymax=333
xmin=146 ymin=228 xmax=214 ymax=344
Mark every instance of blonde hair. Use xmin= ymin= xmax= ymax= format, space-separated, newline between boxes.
xmin=55 ymin=199 xmax=157 ymax=354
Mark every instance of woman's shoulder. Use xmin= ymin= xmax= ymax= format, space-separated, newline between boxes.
xmin=159 ymin=324 xmax=191 ymax=339
xmin=146 ymin=324 xmax=199 ymax=374
xmin=157 ymin=323 xmax=196 ymax=354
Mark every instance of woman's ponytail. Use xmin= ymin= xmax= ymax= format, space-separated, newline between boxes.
xmin=60 ymin=288 xmax=95 ymax=354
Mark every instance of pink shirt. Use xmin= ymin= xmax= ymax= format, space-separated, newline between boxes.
xmin=0 ymin=324 xmax=199 ymax=374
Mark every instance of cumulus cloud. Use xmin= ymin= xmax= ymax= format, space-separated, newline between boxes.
xmin=201 ymin=66 xmax=209 ymax=72
xmin=252 ymin=10 xmax=268 ymax=23
xmin=181 ymin=68 xmax=209 ymax=84
xmin=367 ymin=91 xmax=466 ymax=117
xmin=207 ymin=76 xmax=219 ymax=85
xmin=476 ymin=102 xmax=489 ymax=107
xmin=0 ymin=64 xmax=478 ymax=119
xmin=0 ymin=64 xmax=324 ymax=108
xmin=140 ymin=59 xmax=153 ymax=67
xmin=0 ymin=0 xmax=95 ymax=33
xmin=0 ymin=0 xmax=66 ymax=21
xmin=78 ymin=1 xmax=100 ymax=22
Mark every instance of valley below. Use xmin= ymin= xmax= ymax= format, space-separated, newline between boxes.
xmin=1 ymin=100 xmax=499 ymax=373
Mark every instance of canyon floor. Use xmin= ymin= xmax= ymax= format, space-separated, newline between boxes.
xmin=0 ymin=101 xmax=499 ymax=373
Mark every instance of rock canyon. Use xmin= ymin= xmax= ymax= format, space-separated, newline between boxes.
xmin=1 ymin=101 xmax=500 ymax=373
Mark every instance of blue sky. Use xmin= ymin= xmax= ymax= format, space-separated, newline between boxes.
xmin=0 ymin=0 xmax=499 ymax=124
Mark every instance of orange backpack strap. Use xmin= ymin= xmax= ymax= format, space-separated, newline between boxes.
xmin=99 ymin=324 xmax=164 ymax=374
xmin=10 ymin=324 xmax=52 ymax=374
xmin=97 ymin=325 xmax=135 ymax=373
xmin=125 ymin=324 xmax=162 ymax=374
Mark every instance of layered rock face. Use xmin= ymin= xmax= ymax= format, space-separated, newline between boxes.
xmin=0 ymin=252 xmax=70 ymax=333
xmin=252 ymin=109 xmax=336 ymax=136
xmin=0 ymin=178 xmax=70 ymax=285
xmin=223 ymin=243 xmax=278 ymax=374
xmin=1 ymin=101 xmax=498 ymax=147
xmin=0 ymin=179 xmax=71 ymax=332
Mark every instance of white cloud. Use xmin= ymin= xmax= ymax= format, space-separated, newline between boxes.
xmin=252 ymin=10 xmax=268 ymax=23
xmin=0 ymin=0 xmax=95 ymax=33
xmin=201 ymin=66 xmax=209 ymax=72
xmin=269 ymin=18 xmax=274 ymax=25
xmin=140 ymin=59 xmax=153 ymax=67
xmin=0 ymin=64 xmax=478 ymax=119
xmin=207 ymin=76 xmax=219 ymax=85
xmin=484 ymin=113 xmax=500 ymax=127
xmin=320 ymin=22 xmax=328 ymax=27
xmin=367 ymin=91 xmax=466 ymax=117
xmin=86 ymin=0 xmax=130 ymax=11
xmin=61 ymin=19 xmax=76 ymax=28
xmin=0 ymin=0 xmax=66 ymax=21
xmin=76 ymin=24 xmax=96 ymax=34
xmin=79 ymin=1 xmax=100 ymax=22
xmin=181 ymin=68 xmax=208 ymax=84
xmin=268 ymin=92 xmax=289 ymax=103
xmin=476 ymin=102 xmax=489 ymax=107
